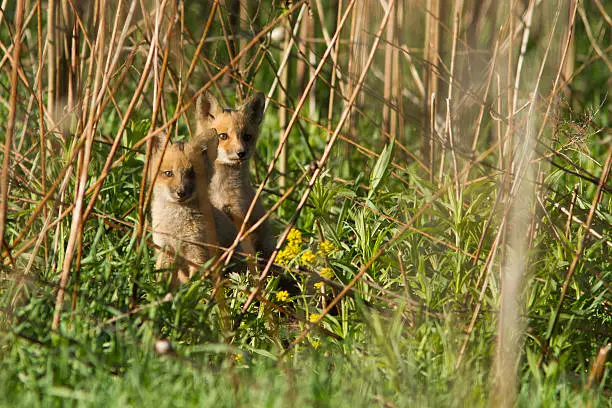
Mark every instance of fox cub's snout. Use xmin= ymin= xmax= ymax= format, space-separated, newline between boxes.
xmin=159 ymin=164 xmax=195 ymax=203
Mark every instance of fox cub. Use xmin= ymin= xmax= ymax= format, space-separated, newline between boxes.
xmin=195 ymin=91 xmax=274 ymax=260
xmin=149 ymin=130 xmax=218 ymax=286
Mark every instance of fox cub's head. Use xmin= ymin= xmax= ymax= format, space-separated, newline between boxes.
xmin=149 ymin=132 xmax=215 ymax=203
xmin=196 ymin=91 xmax=265 ymax=165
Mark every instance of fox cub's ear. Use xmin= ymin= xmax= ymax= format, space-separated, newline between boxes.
xmin=196 ymin=91 xmax=222 ymax=123
xmin=150 ymin=133 xmax=170 ymax=153
xmin=241 ymin=92 xmax=265 ymax=125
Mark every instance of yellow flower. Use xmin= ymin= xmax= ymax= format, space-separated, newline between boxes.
xmin=318 ymin=240 xmax=336 ymax=256
xmin=276 ymin=230 xmax=304 ymax=265
xmin=275 ymin=250 xmax=290 ymax=265
xmin=311 ymin=340 xmax=321 ymax=349
xmin=287 ymin=229 xmax=302 ymax=245
xmin=275 ymin=290 xmax=289 ymax=302
xmin=234 ymin=354 xmax=243 ymax=362
xmin=314 ymin=282 xmax=324 ymax=290
xmin=309 ymin=313 xmax=320 ymax=323
xmin=276 ymin=245 xmax=299 ymax=265
xmin=300 ymin=249 xmax=316 ymax=265
xmin=319 ymin=267 xmax=334 ymax=280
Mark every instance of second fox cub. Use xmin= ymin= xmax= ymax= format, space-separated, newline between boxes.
xmin=196 ymin=91 xmax=274 ymax=259
xmin=149 ymin=130 xmax=218 ymax=286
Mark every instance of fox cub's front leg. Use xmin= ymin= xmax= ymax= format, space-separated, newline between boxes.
xmin=155 ymin=248 xmax=188 ymax=287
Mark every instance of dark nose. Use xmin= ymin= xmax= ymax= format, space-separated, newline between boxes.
xmin=237 ymin=151 xmax=246 ymax=159
xmin=177 ymin=185 xmax=193 ymax=199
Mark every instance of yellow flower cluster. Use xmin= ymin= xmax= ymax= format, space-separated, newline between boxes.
xmin=313 ymin=282 xmax=324 ymax=290
xmin=309 ymin=313 xmax=320 ymax=323
xmin=276 ymin=229 xmax=302 ymax=265
xmin=300 ymin=249 xmax=316 ymax=265
xmin=318 ymin=240 xmax=336 ymax=256
xmin=276 ymin=246 xmax=298 ymax=265
xmin=275 ymin=290 xmax=289 ymax=302
xmin=319 ymin=267 xmax=334 ymax=280
xmin=287 ymin=229 xmax=302 ymax=245
xmin=311 ymin=340 xmax=321 ymax=349
xmin=275 ymin=230 xmax=338 ymax=269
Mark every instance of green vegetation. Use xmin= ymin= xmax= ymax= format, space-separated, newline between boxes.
xmin=0 ymin=0 xmax=610 ymax=406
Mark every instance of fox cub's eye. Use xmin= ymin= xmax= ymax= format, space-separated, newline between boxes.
xmin=163 ymin=170 xmax=174 ymax=177
xmin=243 ymin=133 xmax=252 ymax=141
xmin=218 ymin=133 xmax=229 ymax=141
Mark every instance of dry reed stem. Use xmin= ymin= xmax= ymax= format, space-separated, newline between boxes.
xmin=51 ymin=0 xmax=153 ymax=327
xmin=510 ymin=0 xmax=534 ymax=118
xmin=593 ymin=0 xmax=612 ymax=26
xmin=182 ymin=2 xmax=218 ymax=94
xmin=382 ymin=0 xmax=395 ymax=138
xmin=469 ymin=39 xmax=498 ymax=156
xmin=0 ymin=0 xmax=26 ymax=262
xmin=35 ymin=0 xmax=49 ymax=264
xmin=423 ymin=0 xmax=440 ymax=178
xmin=488 ymin=5 xmax=564 ymax=386
xmin=278 ymin=20 xmax=290 ymax=193
xmin=586 ymin=343 xmax=611 ymax=391
xmin=139 ymin=0 xmax=176 ymax=219
xmin=130 ymin=0 xmax=180 ymax=309
xmin=46 ymin=0 xmax=56 ymax=117
xmin=553 ymin=200 xmax=612 ymax=248
xmin=325 ymin=0 xmax=343 ymax=136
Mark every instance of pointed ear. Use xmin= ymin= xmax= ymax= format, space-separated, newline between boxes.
xmin=196 ymin=91 xmax=222 ymax=123
xmin=196 ymin=92 xmax=222 ymax=142
xmin=150 ymin=133 xmax=169 ymax=154
xmin=241 ymin=92 xmax=265 ymax=125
